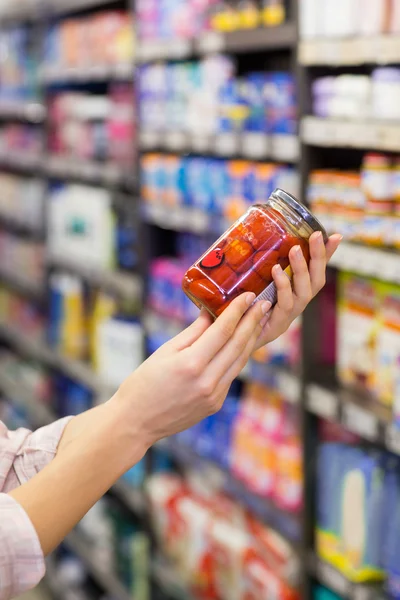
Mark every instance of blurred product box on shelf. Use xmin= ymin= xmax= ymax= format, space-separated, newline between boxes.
xmin=0 ymin=26 xmax=39 ymax=102
xmin=0 ymin=124 xmax=44 ymax=159
xmin=0 ymin=286 xmax=45 ymax=339
xmin=300 ymin=0 xmax=400 ymax=39
xmin=142 ymin=153 xmax=299 ymax=222
xmin=54 ymin=374 xmax=93 ymax=417
xmin=48 ymin=275 xmax=143 ymax=387
xmin=0 ymin=350 xmax=53 ymax=405
xmin=148 ymin=470 xmax=300 ymax=600
xmin=252 ymin=317 xmax=301 ymax=369
xmin=0 ymin=400 xmax=31 ymax=430
xmin=337 ymin=272 xmax=400 ymax=411
xmin=148 ymin=257 xmax=200 ymax=326
xmin=48 ymin=184 xmax=114 ymax=269
xmin=0 ymin=230 xmax=45 ymax=288
xmin=48 ymin=84 xmax=135 ymax=169
xmin=43 ymin=10 xmax=135 ymax=72
xmin=316 ymin=428 xmax=400 ymax=592
xmin=308 ymin=152 xmax=400 ymax=249
xmin=137 ymin=0 xmax=287 ymax=42
xmin=138 ymin=59 xmax=296 ymax=139
xmin=0 ymin=173 xmax=45 ymax=232
xmin=175 ymin=378 xmax=303 ymax=512
xmin=312 ymin=71 xmax=400 ymax=123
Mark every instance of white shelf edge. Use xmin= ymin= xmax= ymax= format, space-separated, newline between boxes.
xmin=302 ymin=116 xmax=400 ymax=152
xmin=0 ymin=322 xmax=115 ymax=396
xmin=47 ymin=253 xmax=142 ymax=300
xmin=299 ymin=36 xmax=400 ymax=66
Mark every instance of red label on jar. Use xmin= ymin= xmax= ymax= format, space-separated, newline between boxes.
xmin=200 ymin=248 xmax=224 ymax=269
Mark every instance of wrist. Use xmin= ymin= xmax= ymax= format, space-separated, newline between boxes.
xmin=59 ymin=399 xmax=149 ymax=476
xmin=104 ymin=395 xmax=151 ymax=471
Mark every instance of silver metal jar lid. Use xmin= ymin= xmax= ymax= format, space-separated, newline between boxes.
xmin=272 ymin=188 xmax=329 ymax=244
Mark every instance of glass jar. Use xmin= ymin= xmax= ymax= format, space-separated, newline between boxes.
xmin=182 ymin=188 xmax=328 ymax=318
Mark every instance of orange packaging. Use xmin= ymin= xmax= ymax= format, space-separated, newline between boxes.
xmin=224 ymin=161 xmax=254 ymax=223
xmin=61 ymin=19 xmax=81 ymax=66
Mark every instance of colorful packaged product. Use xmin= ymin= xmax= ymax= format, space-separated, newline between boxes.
xmin=316 ymin=441 xmax=387 ymax=583
xmin=337 ymin=273 xmax=380 ymax=396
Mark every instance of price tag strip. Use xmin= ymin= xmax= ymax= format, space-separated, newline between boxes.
xmin=302 ymin=116 xmax=400 ymax=153
xmin=329 ymin=242 xmax=400 ymax=285
xmin=299 ymin=36 xmax=400 ymax=67
xmin=306 ymin=382 xmax=400 ymax=456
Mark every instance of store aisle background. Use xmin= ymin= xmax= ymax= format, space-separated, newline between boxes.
xmin=1 ymin=0 xmax=400 ymax=599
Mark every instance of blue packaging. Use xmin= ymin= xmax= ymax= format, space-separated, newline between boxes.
xmin=243 ymin=73 xmax=269 ymax=133
xmin=209 ymin=159 xmax=229 ymax=217
xmin=122 ymin=459 xmax=146 ymax=487
xmin=313 ymin=586 xmax=342 ymax=600
xmin=265 ymin=72 xmax=297 ymax=135
xmin=185 ymin=157 xmax=213 ymax=212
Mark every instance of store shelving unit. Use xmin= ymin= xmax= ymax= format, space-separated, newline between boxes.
xmin=2 ymin=2 xmax=400 ymax=600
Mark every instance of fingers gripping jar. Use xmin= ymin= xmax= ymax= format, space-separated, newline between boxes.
xmin=182 ymin=189 xmax=328 ymax=318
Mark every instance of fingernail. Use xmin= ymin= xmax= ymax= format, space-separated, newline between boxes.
xmin=294 ymin=245 xmax=302 ymax=258
xmin=246 ymin=292 xmax=256 ymax=306
xmin=273 ymin=264 xmax=283 ymax=276
xmin=337 ymin=234 xmax=344 ymax=242
xmin=261 ymin=301 xmax=272 ymax=315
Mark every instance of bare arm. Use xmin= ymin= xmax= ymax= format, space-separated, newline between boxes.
xmin=10 ymin=401 xmax=147 ymax=556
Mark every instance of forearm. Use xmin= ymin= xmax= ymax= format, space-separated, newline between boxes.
xmin=9 ymin=400 xmax=148 ymax=556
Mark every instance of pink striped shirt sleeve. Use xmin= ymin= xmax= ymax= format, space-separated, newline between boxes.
xmin=0 ymin=416 xmax=72 ymax=600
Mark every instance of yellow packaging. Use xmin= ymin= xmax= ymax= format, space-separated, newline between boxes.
xmin=90 ymin=290 xmax=117 ymax=371
xmin=261 ymin=0 xmax=286 ymax=26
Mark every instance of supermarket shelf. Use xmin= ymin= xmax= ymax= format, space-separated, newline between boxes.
xmin=0 ymin=269 xmax=45 ymax=301
xmin=45 ymin=155 xmax=136 ymax=189
xmin=48 ymin=253 xmax=142 ymax=301
xmin=248 ymin=360 xmax=300 ymax=405
xmin=0 ymin=151 xmax=43 ymax=173
xmin=0 ymin=214 xmax=44 ymax=239
xmin=299 ymin=36 xmax=400 ymax=66
xmin=308 ymin=553 xmax=387 ymax=600
xmin=137 ymin=23 xmax=297 ymax=62
xmin=0 ymin=368 xmax=55 ymax=428
xmin=306 ymin=383 xmax=400 ymax=456
xmin=64 ymin=530 xmax=132 ymax=600
xmin=48 ymin=0 xmax=122 ymax=17
xmin=0 ymin=101 xmax=46 ymax=123
xmin=198 ymin=23 xmax=297 ymax=54
xmin=0 ymin=322 xmax=115 ymax=394
xmin=0 ymin=3 xmax=38 ymax=24
xmin=328 ymin=241 xmax=400 ymax=284
xmin=301 ymin=116 xmax=400 ymax=152
xmin=152 ymin=557 xmax=195 ymax=600
xmin=112 ymin=479 xmax=148 ymax=517
xmin=40 ymin=63 xmax=133 ymax=84
xmin=142 ymin=203 xmax=217 ymax=235
xmin=159 ymin=437 xmax=302 ymax=544
xmin=139 ymin=130 xmax=299 ymax=162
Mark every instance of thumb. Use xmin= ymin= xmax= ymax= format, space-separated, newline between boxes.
xmin=169 ymin=309 xmax=213 ymax=351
